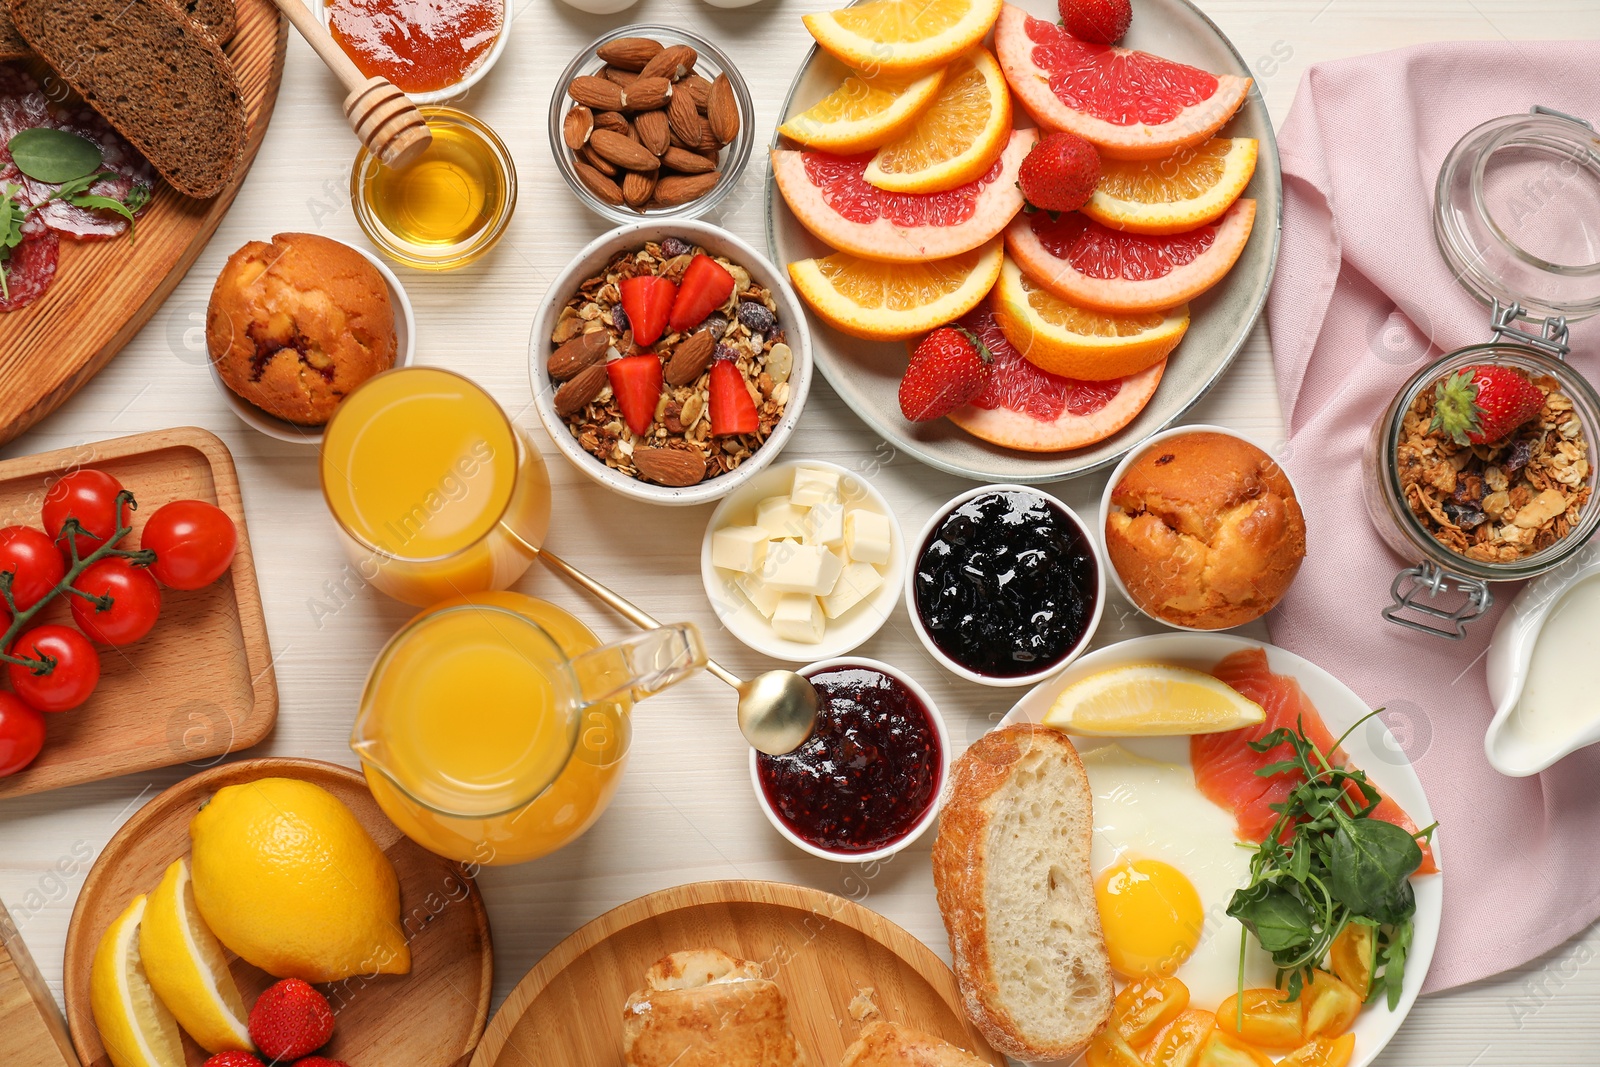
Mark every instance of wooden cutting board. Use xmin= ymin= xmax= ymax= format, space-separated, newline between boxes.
xmin=1 ymin=897 xmax=81 ymax=1067
xmin=0 ymin=1 xmax=288 ymax=445
xmin=470 ymin=880 xmax=1005 ymax=1067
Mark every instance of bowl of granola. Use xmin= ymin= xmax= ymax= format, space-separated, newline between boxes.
xmin=529 ymin=221 xmax=812 ymax=505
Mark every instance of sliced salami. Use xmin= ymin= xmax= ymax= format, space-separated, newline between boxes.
xmin=0 ymin=227 xmax=60 ymax=312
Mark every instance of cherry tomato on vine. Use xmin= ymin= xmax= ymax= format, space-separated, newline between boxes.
xmin=9 ymin=625 xmax=100 ymax=712
xmin=0 ymin=526 xmax=66 ymax=610
xmin=70 ymin=558 xmax=162 ymax=646
xmin=0 ymin=692 xmax=45 ymax=776
xmin=140 ymin=501 xmax=237 ymax=590
xmin=42 ymin=469 xmax=130 ymax=561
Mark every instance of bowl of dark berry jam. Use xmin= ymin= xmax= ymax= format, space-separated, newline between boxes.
xmin=907 ymin=485 xmax=1104 ymax=687
xmin=751 ymin=658 xmax=948 ymax=862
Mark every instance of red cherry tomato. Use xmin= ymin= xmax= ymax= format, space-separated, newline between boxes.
xmin=9 ymin=625 xmax=100 ymax=712
xmin=42 ymin=469 xmax=129 ymax=560
xmin=70 ymin=558 xmax=162 ymax=646
xmin=0 ymin=526 xmax=66 ymax=610
xmin=140 ymin=501 xmax=237 ymax=590
xmin=0 ymin=692 xmax=45 ymax=776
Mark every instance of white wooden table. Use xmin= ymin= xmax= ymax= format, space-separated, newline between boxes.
xmin=4 ymin=1 xmax=1599 ymax=1063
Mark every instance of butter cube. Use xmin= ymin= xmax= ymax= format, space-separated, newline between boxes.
xmin=756 ymin=495 xmax=808 ymax=539
xmin=804 ymin=502 xmax=845 ymax=547
xmin=734 ymin=572 xmax=783 ymax=618
xmin=711 ymin=525 xmax=770 ymax=573
xmin=770 ymin=595 xmax=826 ymax=644
xmin=761 ymin=542 xmax=843 ymax=596
xmin=822 ymin=562 xmax=884 ymax=619
xmin=790 ymin=466 xmax=841 ymax=507
xmin=844 ymin=509 xmax=893 ymax=565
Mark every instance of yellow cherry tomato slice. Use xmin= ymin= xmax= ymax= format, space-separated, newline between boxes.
xmin=1214 ymin=988 xmax=1306 ymax=1050
xmin=1112 ymin=976 xmax=1191 ymax=1048
xmin=1145 ymin=1008 xmax=1215 ymax=1067
xmin=1279 ymin=1034 xmax=1357 ymax=1067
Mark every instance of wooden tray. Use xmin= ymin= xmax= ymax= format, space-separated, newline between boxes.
xmin=470 ymin=881 xmax=1005 ymax=1067
xmin=63 ymin=757 xmax=494 ymax=1067
xmin=0 ymin=1 xmax=288 ymax=445
xmin=0 ymin=427 xmax=276 ymax=799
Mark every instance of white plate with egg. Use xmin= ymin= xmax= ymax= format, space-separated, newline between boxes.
xmin=1000 ymin=633 xmax=1442 ymax=1067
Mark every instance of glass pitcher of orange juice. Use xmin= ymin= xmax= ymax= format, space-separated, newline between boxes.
xmin=320 ymin=366 xmax=550 ymax=606
xmin=352 ymin=591 xmax=706 ymax=865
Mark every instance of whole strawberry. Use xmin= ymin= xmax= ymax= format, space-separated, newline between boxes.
xmin=202 ymin=1055 xmax=264 ymax=1067
xmin=1018 ymin=132 xmax=1102 ymax=214
xmin=1431 ymin=365 xmax=1546 ymax=445
xmin=248 ymin=979 xmax=336 ymax=1062
xmin=1059 ymin=0 xmax=1132 ymax=44
xmin=900 ymin=325 xmax=993 ymax=422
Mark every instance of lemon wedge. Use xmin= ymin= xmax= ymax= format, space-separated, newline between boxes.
xmin=90 ymin=895 xmax=185 ymax=1067
xmin=139 ymin=858 xmax=253 ymax=1053
xmin=1043 ymin=664 xmax=1265 ymax=736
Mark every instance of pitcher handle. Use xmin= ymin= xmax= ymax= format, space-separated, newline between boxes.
xmin=568 ymin=623 xmax=707 ymax=706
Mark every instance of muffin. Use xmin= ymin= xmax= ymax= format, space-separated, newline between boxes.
xmin=1105 ymin=432 xmax=1306 ymax=630
xmin=207 ymin=232 xmax=397 ymax=426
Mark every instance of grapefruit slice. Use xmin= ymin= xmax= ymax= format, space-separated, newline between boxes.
xmin=865 ymin=46 xmax=1012 ymax=193
xmin=772 ymin=130 xmax=1034 ymax=263
xmin=995 ymin=4 xmax=1252 ymax=160
xmin=1005 ymin=199 xmax=1256 ymax=313
xmin=1083 ymin=137 xmax=1259 ymax=235
xmin=788 ymin=237 xmax=1003 ymax=341
xmin=777 ymin=68 xmax=946 ymax=154
xmin=803 ymin=0 xmax=1002 ymax=75
xmin=941 ymin=301 xmax=1164 ymax=451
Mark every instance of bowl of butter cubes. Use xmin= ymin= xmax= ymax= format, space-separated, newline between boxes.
xmin=700 ymin=459 xmax=905 ymax=661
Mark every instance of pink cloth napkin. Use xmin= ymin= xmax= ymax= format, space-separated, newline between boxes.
xmin=1265 ymin=41 xmax=1600 ymax=994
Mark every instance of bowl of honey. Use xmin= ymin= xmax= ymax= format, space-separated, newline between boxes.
xmin=351 ymin=106 xmax=517 ymax=271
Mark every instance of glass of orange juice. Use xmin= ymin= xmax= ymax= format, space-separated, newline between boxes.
xmin=351 ymin=591 xmax=706 ymax=865
xmin=319 ymin=366 xmax=550 ymax=606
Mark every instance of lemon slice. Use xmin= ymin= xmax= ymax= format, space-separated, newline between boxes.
xmin=139 ymin=858 xmax=253 ymax=1054
xmin=1043 ymin=664 xmax=1265 ymax=736
xmin=91 ymin=895 xmax=185 ymax=1067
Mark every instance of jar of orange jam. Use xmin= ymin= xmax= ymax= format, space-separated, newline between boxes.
xmin=326 ymin=0 xmax=505 ymax=97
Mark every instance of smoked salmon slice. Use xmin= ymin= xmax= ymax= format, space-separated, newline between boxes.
xmin=1193 ymin=648 xmax=1438 ymax=875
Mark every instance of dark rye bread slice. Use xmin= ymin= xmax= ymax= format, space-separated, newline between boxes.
xmin=0 ymin=8 xmax=27 ymax=60
xmin=7 ymin=0 xmax=247 ymax=199
xmin=172 ymin=0 xmax=236 ymax=46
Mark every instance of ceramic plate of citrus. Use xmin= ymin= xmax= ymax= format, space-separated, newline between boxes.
xmin=63 ymin=757 xmax=493 ymax=1067
xmin=766 ymin=0 xmax=1281 ymax=481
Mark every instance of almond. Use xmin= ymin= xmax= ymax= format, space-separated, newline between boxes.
xmin=623 ymin=76 xmax=672 ymax=112
xmin=554 ymin=363 xmax=607 ymax=416
xmin=549 ymin=329 xmax=609 ymax=380
xmin=679 ymin=73 xmax=712 ymax=111
xmin=573 ymin=160 xmax=623 ymax=205
xmin=581 ymin=143 xmax=619 ymax=177
xmin=590 ymin=128 xmax=660 ymax=172
xmin=664 ymin=331 xmax=715 ymax=386
xmin=592 ymin=110 xmax=630 ymax=135
xmin=601 ymin=65 xmax=638 ymax=89
xmin=562 ymin=105 xmax=593 ymax=150
xmin=662 ymin=145 xmax=715 ymax=175
xmin=622 ymin=170 xmax=657 ymax=210
xmin=596 ymin=36 xmax=663 ymax=72
xmin=667 ymin=89 xmax=704 ymax=146
xmin=653 ymin=172 xmax=720 ymax=208
xmin=639 ymin=44 xmax=696 ymax=82
xmin=635 ymin=109 xmax=671 ymax=156
xmin=707 ymin=74 xmax=739 ymax=145
xmin=633 ymin=446 xmax=707 ymax=487
xmin=569 ymin=74 xmax=626 ymax=111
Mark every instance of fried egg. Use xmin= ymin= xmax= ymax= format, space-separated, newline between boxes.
xmin=1080 ymin=742 xmax=1276 ymax=1009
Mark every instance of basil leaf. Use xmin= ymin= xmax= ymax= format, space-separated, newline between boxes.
xmin=1227 ymin=882 xmax=1314 ymax=954
xmin=8 ymin=128 xmax=103 ymax=184
xmin=1328 ymin=818 xmax=1422 ymax=922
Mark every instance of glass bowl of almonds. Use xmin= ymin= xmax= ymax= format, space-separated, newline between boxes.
xmin=549 ymin=25 xmax=754 ymax=224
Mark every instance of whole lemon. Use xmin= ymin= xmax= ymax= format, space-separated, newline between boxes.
xmin=189 ymin=777 xmax=411 ymax=982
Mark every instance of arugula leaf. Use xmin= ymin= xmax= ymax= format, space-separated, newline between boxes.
xmin=8 ymin=128 xmax=102 ymax=184
xmin=0 ymin=185 xmax=29 ymax=304
xmin=1227 ymin=881 xmax=1314 ymax=953
xmin=1328 ymin=817 xmax=1423 ymax=922
xmin=46 ymin=172 xmax=143 ymax=239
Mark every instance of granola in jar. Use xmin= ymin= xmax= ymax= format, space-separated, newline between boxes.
xmin=1397 ymin=365 xmax=1591 ymax=563
xmin=545 ymin=237 xmax=792 ymax=487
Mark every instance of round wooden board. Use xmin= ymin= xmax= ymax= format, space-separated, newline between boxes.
xmin=470 ymin=880 xmax=1004 ymax=1067
xmin=63 ymin=757 xmax=493 ymax=1067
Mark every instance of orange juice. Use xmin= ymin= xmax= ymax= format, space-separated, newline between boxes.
xmin=320 ymin=367 xmax=550 ymax=605
xmin=355 ymin=592 xmax=632 ymax=865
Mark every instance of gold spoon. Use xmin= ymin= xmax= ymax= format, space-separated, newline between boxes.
xmin=537 ymin=550 xmax=818 ymax=755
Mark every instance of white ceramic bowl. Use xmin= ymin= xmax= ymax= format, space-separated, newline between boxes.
xmin=749 ymin=657 xmax=949 ymax=863
xmin=528 ymin=220 xmax=812 ymax=506
xmin=700 ymin=459 xmax=904 ymax=662
xmin=207 ymin=242 xmax=416 ymax=446
xmin=905 ymin=483 xmax=1106 ymax=688
xmin=314 ymin=0 xmax=508 ymax=104
xmin=1099 ymin=423 xmax=1298 ymax=632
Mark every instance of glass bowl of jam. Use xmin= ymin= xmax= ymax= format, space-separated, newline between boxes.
xmin=319 ymin=0 xmax=507 ymax=103
xmin=351 ymin=106 xmax=517 ymax=271
xmin=907 ymin=485 xmax=1105 ymax=687
xmin=750 ymin=659 xmax=948 ymax=863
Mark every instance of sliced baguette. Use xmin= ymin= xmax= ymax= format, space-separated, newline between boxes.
xmin=931 ymin=724 xmax=1113 ymax=1061
xmin=7 ymin=0 xmax=247 ymax=199
xmin=841 ymin=1021 xmax=990 ymax=1067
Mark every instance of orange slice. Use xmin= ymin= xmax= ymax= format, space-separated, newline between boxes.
xmin=778 ymin=69 xmax=946 ymax=154
xmin=788 ymin=238 xmax=1004 ymax=341
xmin=1083 ymin=138 xmax=1259 ymax=235
xmin=865 ymin=46 xmax=1012 ymax=194
xmin=803 ymin=0 xmax=1002 ymax=75
xmin=993 ymin=255 xmax=1188 ymax=379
